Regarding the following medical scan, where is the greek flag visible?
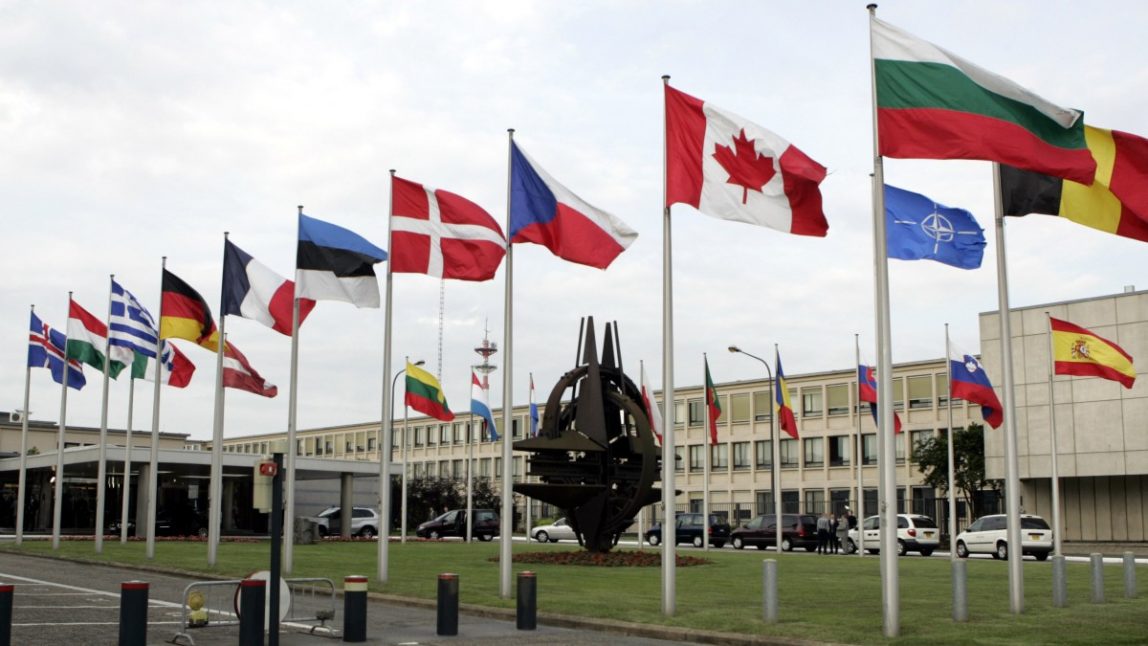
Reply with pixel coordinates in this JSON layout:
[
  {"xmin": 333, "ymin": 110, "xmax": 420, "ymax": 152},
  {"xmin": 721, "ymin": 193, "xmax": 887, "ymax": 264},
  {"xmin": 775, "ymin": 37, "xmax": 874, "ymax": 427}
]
[{"xmin": 110, "ymin": 279, "xmax": 162, "ymax": 380}]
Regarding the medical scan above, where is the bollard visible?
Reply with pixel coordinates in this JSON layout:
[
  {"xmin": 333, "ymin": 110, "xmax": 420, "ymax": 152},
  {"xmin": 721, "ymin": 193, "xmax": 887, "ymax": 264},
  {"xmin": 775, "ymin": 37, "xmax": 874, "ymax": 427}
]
[
  {"xmin": 118, "ymin": 581, "xmax": 149, "ymax": 646},
  {"xmin": 951, "ymin": 559, "xmax": 968, "ymax": 622},
  {"xmin": 1052, "ymin": 555, "xmax": 1067, "ymax": 607},
  {"xmin": 516, "ymin": 571, "xmax": 537, "ymax": 630},
  {"xmin": 437, "ymin": 573, "xmax": 459, "ymax": 636},
  {"xmin": 1124, "ymin": 552, "xmax": 1137, "ymax": 599},
  {"xmin": 0, "ymin": 584, "xmax": 12, "ymax": 646},
  {"xmin": 238, "ymin": 579, "xmax": 266, "ymax": 646},
  {"xmin": 1090, "ymin": 553, "xmax": 1105, "ymax": 604},
  {"xmin": 343, "ymin": 575, "xmax": 368, "ymax": 642},
  {"xmin": 761, "ymin": 560, "xmax": 778, "ymax": 624}
]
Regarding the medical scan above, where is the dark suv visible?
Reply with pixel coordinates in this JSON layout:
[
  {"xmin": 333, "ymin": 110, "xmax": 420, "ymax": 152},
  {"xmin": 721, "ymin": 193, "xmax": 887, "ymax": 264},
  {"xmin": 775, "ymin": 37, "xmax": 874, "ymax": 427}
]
[
  {"xmin": 730, "ymin": 513, "xmax": 819, "ymax": 551},
  {"xmin": 416, "ymin": 509, "xmax": 499, "ymax": 541},
  {"xmin": 644, "ymin": 513, "xmax": 731, "ymax": 548}
]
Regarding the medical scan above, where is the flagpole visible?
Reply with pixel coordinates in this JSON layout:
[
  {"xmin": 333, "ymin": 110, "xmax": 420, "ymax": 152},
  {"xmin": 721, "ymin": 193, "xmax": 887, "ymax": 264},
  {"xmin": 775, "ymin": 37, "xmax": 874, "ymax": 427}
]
[
  {"xmin": 286, "ymin": 212, "xmax": 305, "ymax": 574},
  {"xmin": 854, "ymin": 334, "xmax": 865, "ymax": 556},
  {"xmin": 400, "ymin": 359, "xmax": 410, "ymax": 544},
  {"xmin": 772, "ymin": 345, "xmax": 782, "ymax": 553},
  {"xmin": 94, "ymin": 274, "xmax": 116, "ymax": 553},
  {"xmin": 993, "ymin": 162, "xmax": 1024, "ymax": 613},
  {"xmin": 15, "ymin": 305, "xmax": 34, "ymax": 547},
  {"xmin": 207, "ymin": 235, "xmax": 229, "ymax": 566},
  {"xmin": 945, "ymin": 324, "xmax": 957, "ymax": 561},
  {"xmin": 467, "ymin": 403, "xmax": 474, "ymax": 542},
  {"xmin": 524, "ymin": 372, "xmax": 533, "ymax": 541},
  {"xmin": 147, "ymin": 258, "xmax": 166, "ymax": 559},
  {"xmin": 1044, "ymin": 312, "xmax": 1062, "ymax": 557},
  {"xmin": 379, "ymin": 176, "xmax": 397, "ymax": 583},
  {"xmin": 500, "ymin": 129, "xmax": 515, "ymax": 599},
  {"xmin": 703, "ymin": 354, "xmax": 710, "ymax": 551},
  {"xmin": 120, "ymin": 374, "xmax": 135, "ymax": 544},
  {"xmin": 660, "ymin": 74, "xmax": 678, "ymax": 617},
  {"xmin": 52, "ymin": 292, "xmax": 72, "ymax": 551},
  {"xmin": 867, "ymin": 4, "xmax": 899, "ymax": 636}
]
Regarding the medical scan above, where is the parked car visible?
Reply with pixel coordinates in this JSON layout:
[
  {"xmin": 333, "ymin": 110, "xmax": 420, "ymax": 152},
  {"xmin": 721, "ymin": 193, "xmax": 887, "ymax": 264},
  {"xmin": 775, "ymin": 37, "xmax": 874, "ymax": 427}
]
[
  {"xmin": 531, "ymin": 517, "xmax": 578, "ymax": 543},
  {"xmin": 416, "ymin": 508, "xmax": 499, "ymax": 541},
  {"xmin": 644, "ymin": 513, "xmax": 731, "ymax": 548},
  {"xmin": 312, "ymin": 506, "xmax": 380, "ymax": 538},
  {"xmin": 730, "ymin": 513, "xmax": 819, "ymax": 552},
  {"xmin": 846, "ymin": 514, "xmax": 940, "ymax": 556},
  {"xmin": 107, "ymin": 505, "xmax": 208, "ymax": 538},
  {"xmin": 954, "ymin": 513, "xmax": 1053, "ymax": 561}
]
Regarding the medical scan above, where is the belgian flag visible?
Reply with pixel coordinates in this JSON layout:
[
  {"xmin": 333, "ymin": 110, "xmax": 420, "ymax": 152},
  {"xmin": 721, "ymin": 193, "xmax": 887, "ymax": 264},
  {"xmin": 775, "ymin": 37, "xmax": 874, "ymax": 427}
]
[
  {"xmin": 160, "ymin": 269, "xmax": 220, "ymax": 352},
  {"xmin": 1002, "ymin": 126, "xmax": 1148, "ymax": 243}
]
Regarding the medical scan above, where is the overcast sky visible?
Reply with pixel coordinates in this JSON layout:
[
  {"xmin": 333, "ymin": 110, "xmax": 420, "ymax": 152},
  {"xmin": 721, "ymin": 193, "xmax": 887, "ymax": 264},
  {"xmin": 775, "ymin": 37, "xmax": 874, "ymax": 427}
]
[{"xmin": 3, "ymin": 1, "xmax": 1146, "ymax": 441}]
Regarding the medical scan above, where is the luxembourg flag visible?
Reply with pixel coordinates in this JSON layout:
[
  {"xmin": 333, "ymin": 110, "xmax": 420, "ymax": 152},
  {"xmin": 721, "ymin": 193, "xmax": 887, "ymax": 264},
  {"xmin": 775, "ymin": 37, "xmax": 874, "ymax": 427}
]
[
  {"xmin": 509, "ymin": 141, "xmax": 638, "ymax": 269},
  {"xmin": 528, "ymin": 373, "xmax": 540, "ymax": 437},
  {"xmin": 947, "ymin": 341, "xmax": 1003, "ymax": 429},
  {"xmin": 470, "ymin": 371, "xmax": 498, "ymax": 440}
]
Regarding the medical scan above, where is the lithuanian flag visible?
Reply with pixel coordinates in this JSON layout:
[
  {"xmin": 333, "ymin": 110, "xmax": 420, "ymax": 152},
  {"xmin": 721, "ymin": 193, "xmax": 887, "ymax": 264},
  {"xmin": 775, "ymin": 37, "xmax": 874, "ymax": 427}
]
[
  {"xmin": 1050, "ymin": 317, "xmax": 1136, "ymax": 388},
  {"xmin": 160, "ymin": 269, "xmax": 221, "ymax": 352},
  {"xmin": 405, "ymin": 361, "xmax": 454, "ymax": 421}
]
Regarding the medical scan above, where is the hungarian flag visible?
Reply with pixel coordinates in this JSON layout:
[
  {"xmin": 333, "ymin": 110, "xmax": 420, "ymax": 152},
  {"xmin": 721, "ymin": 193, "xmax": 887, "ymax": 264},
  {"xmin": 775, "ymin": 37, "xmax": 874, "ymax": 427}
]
[
  {"xmin": 704, "ymin": 357, "xmax": 721, "ymax": 445},
  {"xmin": 67, "ymin": 298, "xmax": 133, "ymax": 378},
  {"xmin": 405, "ymin": 361, "xmax": 454, "ymax": 421},
  {"xmin": 161, "ymin": 269, "xmax": 220, "ymax": 352},
  {"xmin": 872, "ymin": 17, "xmax": 1095, "ymax": 184},
  {"xmin": 665, "ymin": 83, "xmax": 828, "ymax": 236},
  {"xmin": 391, "ymin": 175, "xmax": 506, "ymax": 281},
  {"xmin": 774, "ymin": 352, "xmax": 798, "ymax": 439},
  {"xmin": 1050, "ymin": 318, "xmax": 1136, "ymax": 388}
]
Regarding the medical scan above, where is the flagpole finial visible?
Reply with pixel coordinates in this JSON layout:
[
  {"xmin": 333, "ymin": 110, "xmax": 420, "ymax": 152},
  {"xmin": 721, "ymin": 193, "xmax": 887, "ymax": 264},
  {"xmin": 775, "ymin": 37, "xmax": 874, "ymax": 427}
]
[
  {"xmin": 867, "ymin": 3, "xmax": 878, "ymax": 10},
  {"xmin": 389, "ymin": 169, "xmax": 395, "ymax": 176},
  {"xmin": 297, "ymin": 205, "xmax": 303, "ymax": 215},
  {"xmin": 662, "ymin": 74, "xmax": 670, "ymax": 82}
]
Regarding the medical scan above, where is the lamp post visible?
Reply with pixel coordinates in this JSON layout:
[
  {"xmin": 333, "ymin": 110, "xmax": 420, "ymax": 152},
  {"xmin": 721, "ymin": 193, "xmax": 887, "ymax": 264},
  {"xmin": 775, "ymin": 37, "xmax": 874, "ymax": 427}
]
[
  {"xmin": 728, "ymin": 345, "xmax": 782, "ymax": 553},
  {"xmin": 392, "ymin": 358, "xmax": 425, "ymax": 543}
]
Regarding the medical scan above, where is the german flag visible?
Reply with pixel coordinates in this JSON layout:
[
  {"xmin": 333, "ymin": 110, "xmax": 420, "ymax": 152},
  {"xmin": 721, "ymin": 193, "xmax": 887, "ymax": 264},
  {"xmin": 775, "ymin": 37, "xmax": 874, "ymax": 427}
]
[
  {"xmin": 1002, "ymin": 126, "xmax": 1148, "ymax": 243},
  {"xmin": 1050, "ymin": 317, "xmax": 1136, "ymax": 388},
  {"xmin": 160, "ymin": 269, "xmax": 220, "ymax": 352}
]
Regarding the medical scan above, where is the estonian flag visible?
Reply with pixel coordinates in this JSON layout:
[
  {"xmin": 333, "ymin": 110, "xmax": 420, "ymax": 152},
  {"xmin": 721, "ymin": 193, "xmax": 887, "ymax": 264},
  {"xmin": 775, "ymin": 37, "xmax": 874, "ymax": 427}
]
[{"xmin": 296, "ymin": 214, "xmax": 388, "ymax": 308}]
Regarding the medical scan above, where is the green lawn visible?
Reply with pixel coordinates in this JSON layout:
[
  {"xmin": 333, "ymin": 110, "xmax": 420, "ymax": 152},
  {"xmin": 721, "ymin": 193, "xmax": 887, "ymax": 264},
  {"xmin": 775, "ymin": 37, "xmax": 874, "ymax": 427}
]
[{"xmin": 7, "ymin": 540, "xmax": 1147, "ymax": 645}]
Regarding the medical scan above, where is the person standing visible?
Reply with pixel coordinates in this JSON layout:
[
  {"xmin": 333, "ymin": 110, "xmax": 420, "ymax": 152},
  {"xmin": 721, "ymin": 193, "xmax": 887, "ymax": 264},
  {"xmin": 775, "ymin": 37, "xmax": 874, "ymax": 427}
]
[
  {"xmin": 816, "ymin": 512, "xmax": 830, "ymax": 555},
  {"xmin": 838, "ymin": 506, "xmax": 854, "ymax": 554}
]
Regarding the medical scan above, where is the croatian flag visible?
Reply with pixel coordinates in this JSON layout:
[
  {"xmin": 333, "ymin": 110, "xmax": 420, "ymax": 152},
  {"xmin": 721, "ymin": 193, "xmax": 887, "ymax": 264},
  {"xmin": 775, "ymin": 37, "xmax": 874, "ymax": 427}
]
[
  {"xmin": 470, "ymin": 371, "xmax": 498, "ymax": 441},
  {"xmin": 508, "ymin": 141, "xmax": 637, "ymax": 269},
  {"xmin": 947, "ymin": 341, "xmax": 1003, "ymax": 429},
  {"xmin": 528, "ymin": 373, "xmax": 540, "ymax": 437},
  {"xmin": 223, "ymin": 239, "xmax": 316, "ymax": 335},
  {"xmin": 857, "ymin": 364, "xmax": 903, "ymax": 434}
]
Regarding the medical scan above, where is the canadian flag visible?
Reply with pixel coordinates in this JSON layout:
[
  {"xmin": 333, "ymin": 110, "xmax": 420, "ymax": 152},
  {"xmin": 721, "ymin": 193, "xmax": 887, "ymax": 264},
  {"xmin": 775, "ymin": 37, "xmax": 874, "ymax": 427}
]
[
  {"xmin": 665, "ymin": 83, "xmax": 828, "ymax": 237},
  {"xmin": 390, "ymin": 175, "xmax": 507, "ymax": 281}
]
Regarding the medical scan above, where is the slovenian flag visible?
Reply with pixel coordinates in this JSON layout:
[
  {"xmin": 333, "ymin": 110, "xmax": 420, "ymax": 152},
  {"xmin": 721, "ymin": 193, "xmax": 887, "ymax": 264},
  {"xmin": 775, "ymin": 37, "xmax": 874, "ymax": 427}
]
[
  {"xmin": 223, "ymin": 239, "xmax": 316, "ymax": 335},
  {"xmin": 947, "ymin": 341, "xmax": 1003, "ymax": 429},
  {"xmin": 296, "ymin": 213, "xmax": 388, "ymax": 308},
  {"xmin": 470, "ymin": 371, "xmax": 498, "ymax": 441},
  {"xmin": 508, "ymin": 141, "xmax": 637, "ymax": 269}
]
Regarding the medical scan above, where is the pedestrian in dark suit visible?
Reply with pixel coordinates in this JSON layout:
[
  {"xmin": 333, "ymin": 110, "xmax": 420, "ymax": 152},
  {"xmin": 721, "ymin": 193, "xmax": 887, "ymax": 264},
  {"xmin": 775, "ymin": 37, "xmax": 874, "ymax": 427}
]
[{"xmin": 816, "ymin": 512, "xmax": 831, "ymax": 554}]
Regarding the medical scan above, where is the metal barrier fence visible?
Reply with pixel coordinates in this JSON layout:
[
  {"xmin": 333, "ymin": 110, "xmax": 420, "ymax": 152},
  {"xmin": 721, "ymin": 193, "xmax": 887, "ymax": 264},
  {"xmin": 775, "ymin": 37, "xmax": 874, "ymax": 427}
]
[{"xmin": 170, "ymin": 577, "xmax": 337, "ymax": 645}]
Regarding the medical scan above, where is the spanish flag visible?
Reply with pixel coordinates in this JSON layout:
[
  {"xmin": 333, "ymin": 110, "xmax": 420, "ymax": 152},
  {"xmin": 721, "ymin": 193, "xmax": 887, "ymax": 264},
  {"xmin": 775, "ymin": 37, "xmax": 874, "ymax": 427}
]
[
  {"xmin": 1050, "ymin": 317, "xmax": 1136, "ymax": 388},
  {"xmin": 1002, "ymin": 126, "xmax": 1148, "ymax": 243},
  {"xmin": 160, "ymin": 269, "xmax": 221, "ymax": 352}
]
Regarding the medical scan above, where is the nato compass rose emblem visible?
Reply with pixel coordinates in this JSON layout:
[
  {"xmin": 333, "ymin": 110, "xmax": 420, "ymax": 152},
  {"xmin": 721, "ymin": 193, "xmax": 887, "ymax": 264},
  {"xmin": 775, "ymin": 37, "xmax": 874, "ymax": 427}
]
[{"xmin": 892, "ymin": 204, "xmax": 981, "ymax": 253}]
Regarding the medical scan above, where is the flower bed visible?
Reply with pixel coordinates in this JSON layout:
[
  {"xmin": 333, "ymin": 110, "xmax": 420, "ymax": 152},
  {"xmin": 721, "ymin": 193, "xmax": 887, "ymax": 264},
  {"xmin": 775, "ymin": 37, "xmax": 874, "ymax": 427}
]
[{"xmin": 498, "ymin": 550, "xmax": 711, "ymax": 567}]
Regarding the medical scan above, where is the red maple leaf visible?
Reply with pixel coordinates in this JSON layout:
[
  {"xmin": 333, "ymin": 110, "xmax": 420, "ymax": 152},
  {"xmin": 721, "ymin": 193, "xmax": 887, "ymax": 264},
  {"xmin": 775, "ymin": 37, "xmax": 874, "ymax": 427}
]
[{"xmin": 712, "ymin": 129, "xmax": 776, "ymax": 204}]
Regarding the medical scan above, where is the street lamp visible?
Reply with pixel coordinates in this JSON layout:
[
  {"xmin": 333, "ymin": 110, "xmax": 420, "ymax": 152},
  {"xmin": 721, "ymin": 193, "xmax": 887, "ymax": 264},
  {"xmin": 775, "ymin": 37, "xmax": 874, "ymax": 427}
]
[
  {"xmin": 392, "ymin": 358, "xmax": 425, "ymax": 543},
  {"xmin": 728, "ymin": 345, "xmax": 783, "ymax": 554}
]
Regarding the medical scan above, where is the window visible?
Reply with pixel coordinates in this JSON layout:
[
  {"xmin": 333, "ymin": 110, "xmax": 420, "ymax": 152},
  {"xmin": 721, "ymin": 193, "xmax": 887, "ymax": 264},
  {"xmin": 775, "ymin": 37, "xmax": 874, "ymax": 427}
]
[
  {"xmin": 804, "ymin": 489, "xmax": 825, "ymax": 514},
  {"xmin": 426, "ymin": 426, "xmax": 435, "ymax": 446},
  {"xmin": 687, "ymin": 399, "xmax": 705, "ymax": 427},
  {"xmin": 755, "ymin": 490, "xmax": 775, "ymax": 514},
  {"xmin": 755, "ymin": 440, "xmax": 772, "ymax": 468},
  {"xmin": 779, "ymin": 439, "xmax": 799, "ymax": 468},
  {"xmin": 674, "ymin": 400, "xmax": 686, "ymax": 426},
  {"xmin": 910, "ymin": 430, "xmax": 932, "ymax": 461},
  {"xmin": 674, "ymin": 446, "xmax": 685, "ymax": 472},
  {"xmin": 826, "ymin": 384, "xmax": 849, "ymax": 416},
  {"xmin": 863, "ymin": 488, "xmax": 878, "ymax": 514},
  {"xmin": 937, "ymin": 373, "xmax": 950, "ymax": 405},
  {"xmin": 426, "ymin": 462, "xmax": 437, "ymax": 477},
  {"xmin": 479, "ymin": 458, "xmax": 491, "ymax": 478},
  {"xmin": 732, "ymin": 442, "xmax": 751, "ymax": 470},
  {"xmin": 907, "ymin": 375, "xmax": 932, "ymax": 409},
  {"xmin": 512, "ymin": 418, "xmax": 521, "ymax": 439},
  {"xmin": 829, "ymin": 435, "xmax": 850, "ymax": 467},
  {"xmin": 452, "ymin": 459, "xmax": 464, "ymax": 478},
  {"xmin": 345, "ymin": 440, "xmax": 353, "ymax": 452},
  {"xmin": 729, "ymin": 393, "xmax": 751, "ymax": 423},
  {"xmin": 495, "ymin": 458, "xmax": 502, "ymax": 477},
  {"xmin": 803, "ymin": 437, "xmax": 823, "ymax": 467},
  {"xmin": 830, "ymin": 488, "xmax": 852, "ymax": 514},
  {"xmin": 711, "ymin": 443, "xmax": 729, "ymax": 470},
  {"xmin": 896, "ymin": 434, "xmax": 906, "ymax": 464},
  {"xmin": 439, "ymin": 425, "xmax": 450, "ymax": 444},
  {"xmin": 454, "ymin": 423, "xmax": 465, "ymax": 444},
  {"xmin": 324, "ymin": 439, "xmax": 332, "ymax": 454},
  {"xmin": 688, "ymin": 445, "xmax": 704, "ymax": 471},
  {"xmin": 862, "ymin": 433, "xmax": 877, "ymax": 465},
  {"xmin": 892, "ymin": 377, "xmax": 904, "ymax": 410},
  {"xmin": 782, "ymin": 490, "xmax": 800, "ymax": 514},
  {"xmin": 753, "ymin": 391, "xmax": 772, "ymax": 421},
  {"xmin": 367, "ymin": 437, "xmax": 376, "ymax": 452},
  {"xmin": 439, "ymin": 460, "xmax": 450, "ymax": 476},
  {"xmin": 314, "ymin": 437, "xmax": 322, "ymax": 455},
  {"xmin": 801, "ymin": 388, "xmax": 823, "ymax": 417}
]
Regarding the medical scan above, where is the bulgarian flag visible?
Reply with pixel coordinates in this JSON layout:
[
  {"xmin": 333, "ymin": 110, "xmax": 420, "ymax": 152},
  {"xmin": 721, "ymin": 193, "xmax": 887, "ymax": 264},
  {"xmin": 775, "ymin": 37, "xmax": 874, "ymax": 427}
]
[
  {"xmin": 67, "ymin": 297, "xmax": 133, "ymax": 379},
  {"xmin": 405, "ymin": 361, "xmax": 454, "ymax": 421},
  {"xmin": 872, "ymin": 17, "xmax": 1096, "ymax": 185}
]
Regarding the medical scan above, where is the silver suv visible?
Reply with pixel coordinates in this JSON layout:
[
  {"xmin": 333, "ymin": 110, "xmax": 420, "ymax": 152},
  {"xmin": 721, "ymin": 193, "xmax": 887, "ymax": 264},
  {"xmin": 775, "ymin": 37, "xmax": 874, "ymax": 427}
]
[{"xmin": 313, "ymin": 506, "xmax": 380, "ymax": 538}]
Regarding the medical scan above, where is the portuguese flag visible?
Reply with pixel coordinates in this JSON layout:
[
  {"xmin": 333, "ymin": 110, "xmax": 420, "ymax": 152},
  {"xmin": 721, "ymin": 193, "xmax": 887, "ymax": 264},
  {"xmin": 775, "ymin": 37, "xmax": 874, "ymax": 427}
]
[
  {"xmin": 704, "ymin": 357, "xmax": 721, "ymax": 445},
  {"xmin": 405, "ymin": 361, "xmax": 454, "ymax": 421},
  {"xmin": 872, "ymin": 17, "xmax": 1096, "ymax": 185}
]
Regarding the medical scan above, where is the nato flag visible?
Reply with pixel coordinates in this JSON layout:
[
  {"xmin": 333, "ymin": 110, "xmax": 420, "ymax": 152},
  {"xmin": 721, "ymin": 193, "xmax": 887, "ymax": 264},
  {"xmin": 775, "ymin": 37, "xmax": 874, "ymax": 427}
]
[{"xmin": 884, "ymin": 184, "xmax": 986, "ymax": 269}]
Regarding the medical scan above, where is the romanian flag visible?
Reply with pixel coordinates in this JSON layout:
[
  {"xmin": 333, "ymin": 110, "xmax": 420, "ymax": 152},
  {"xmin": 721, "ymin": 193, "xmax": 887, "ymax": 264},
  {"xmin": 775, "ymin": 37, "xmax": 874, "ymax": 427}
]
[
  {"xmin": 1050, "ymin": 317, "xmax": 1136, "ymax": 388},
  {"xmin": 160, "ymin": 269, "xmax": 221, "ymax": 352},
  {"xmin": 1002, "ymin": 126, "xmax": 1148, "ymax": 243},
  {"xmin": 405, "ymin": 361, "xmax": 454, "ymax": 421},
  {"xmin": 775, "ymin": 352, "xmax": 798, "ymax": 439},
  {"xmin": 704, "ymin": 357, "xmax": 721, "ymax": 445}
]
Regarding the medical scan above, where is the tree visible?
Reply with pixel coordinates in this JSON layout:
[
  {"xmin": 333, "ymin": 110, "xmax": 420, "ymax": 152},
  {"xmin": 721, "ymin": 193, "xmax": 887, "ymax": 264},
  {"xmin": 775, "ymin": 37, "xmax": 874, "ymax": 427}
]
[{"xmin": 912, "ymin": 423, "xmax": 1000, "ymax": 519}]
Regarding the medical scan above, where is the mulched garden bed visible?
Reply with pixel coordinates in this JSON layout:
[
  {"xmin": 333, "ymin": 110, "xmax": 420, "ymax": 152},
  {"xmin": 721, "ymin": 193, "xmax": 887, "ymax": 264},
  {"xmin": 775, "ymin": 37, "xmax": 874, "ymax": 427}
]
[{"xmin": 496, "ymin": 550, "xmax": 712, "ymax": 567}]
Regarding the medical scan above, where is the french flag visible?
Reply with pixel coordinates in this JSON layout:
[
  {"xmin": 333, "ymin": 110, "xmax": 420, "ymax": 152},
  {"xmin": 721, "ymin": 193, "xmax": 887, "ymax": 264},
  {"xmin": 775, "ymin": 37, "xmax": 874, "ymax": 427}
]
[
  {"xmin": 508, "ymin": 141, "xmax": 637, "ymax": 269},
  {"xmin": 947, "ymin": 341, "xmax": 1003, "ymax": 429},
  {"xmin": 470, "ymin": 371, "xmax": 498, "ymax": 440},
  {"xmin": 222, "ymin": 239, "xmax": 316, "ymax": 335}
]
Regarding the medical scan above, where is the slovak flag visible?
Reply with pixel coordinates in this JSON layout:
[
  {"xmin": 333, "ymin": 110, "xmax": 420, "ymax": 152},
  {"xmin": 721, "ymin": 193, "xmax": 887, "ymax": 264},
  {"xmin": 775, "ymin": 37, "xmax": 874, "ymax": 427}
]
[
  {"xmin": 509, "ymin": 141, "xmax": 638, "ymax": 269},
  {"xmin": 528, "ymin": 373, "xmax": 540, "ymax": 437},
  {"xmin": 858, "ymin": 364, "xmax": 903, "ymax": 434},
  {"xmin": 222, "ymin": 239, "xmax": 316, "ymax": 335},
  {"xmin": 470, "ymin": 371, "xmax": 498, "ymax": 441},
  {"xmin": 640, "ymin": 362, "xmax": 664, "ymax": 445},
  {"xmin": 947, "ymin": 341, "xmax": 1004, "ymax": 429}
]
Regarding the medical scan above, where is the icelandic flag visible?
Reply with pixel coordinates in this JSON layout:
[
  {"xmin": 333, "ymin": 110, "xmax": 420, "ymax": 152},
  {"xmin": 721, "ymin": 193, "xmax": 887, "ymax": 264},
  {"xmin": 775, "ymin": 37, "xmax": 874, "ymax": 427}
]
[
  {"xmin": 470, "ymin": 371, "xmax": 498, "ymax": 441},
  {"xmin": 947, "ymin": 341, "xmax": 1004, "ymax": 429},
  {"xmin": 223, "ymin": 239, "xmax": 316, "ymax": 335},
  {"xmin": 296, "ymin": 214, "xmax": 388, "ymax": 308},
  {"xmin": 28, "ymin": 311, "xmax": 85, "ymax": 390},
  {"xmin": 528, "ymin": 373, "xmax": 540, "ymax": 437},
  {"xmin": 508, "ymin": 141, "xmax": 637, "ymax": 269},
  {"xmin": 857, "ymin": 364, "xmax": 903, "ymax": 434},
  {"xmin": 885, "ymin": 184, "xmax": 986, "ymax": 269}
]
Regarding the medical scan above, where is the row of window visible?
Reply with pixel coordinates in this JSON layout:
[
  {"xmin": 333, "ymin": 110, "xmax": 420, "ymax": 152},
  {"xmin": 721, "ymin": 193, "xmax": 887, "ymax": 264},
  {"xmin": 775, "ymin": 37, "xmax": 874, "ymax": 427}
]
[
  {"xmin": 674, "ymin": 429, "xmax": 938, "ymax": 471},
  {"xmin": 409, "ymin": 456, "xmax": 522, "ymax": 480}
]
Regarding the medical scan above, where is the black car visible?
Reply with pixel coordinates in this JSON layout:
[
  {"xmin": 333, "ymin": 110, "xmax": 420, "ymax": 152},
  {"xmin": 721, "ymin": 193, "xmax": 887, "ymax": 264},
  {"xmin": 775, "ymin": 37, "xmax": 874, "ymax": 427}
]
[
  {"xmin": 416, "ymin": 509, "xmax": 499, "ymax": 541},
  {"xmin": 644, "ymin": 513, "xmax": 731, "ymax": 548},
  {"xmin": 107, "ymin": 506, "xmax": 208, "ymax": 538},
  {"xmin": 730, "ymin": 513, "xmax": 819, "ymax": 552}
]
